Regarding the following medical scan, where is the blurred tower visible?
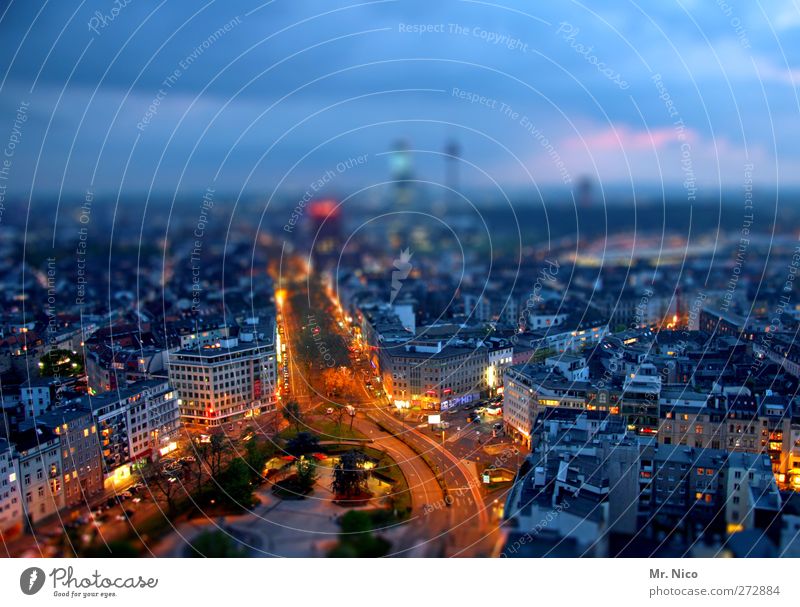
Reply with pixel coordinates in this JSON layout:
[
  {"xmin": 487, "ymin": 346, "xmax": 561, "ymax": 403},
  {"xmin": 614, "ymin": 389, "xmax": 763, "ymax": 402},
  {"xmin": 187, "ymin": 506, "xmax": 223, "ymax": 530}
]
[
  {"xmin": 307, "ymin": 199, "xmax": 342, "ymax": 270},
  {"xmin": 576, "ymin": 175, "xmax": 593, "ymax": 208},
  {"xmin": 440, "ymin": 138, "xmax": 461, "ymax": 214},
  {"xmin": 389, "ymin": 139, "xmax": 414, "ymax": 207}
]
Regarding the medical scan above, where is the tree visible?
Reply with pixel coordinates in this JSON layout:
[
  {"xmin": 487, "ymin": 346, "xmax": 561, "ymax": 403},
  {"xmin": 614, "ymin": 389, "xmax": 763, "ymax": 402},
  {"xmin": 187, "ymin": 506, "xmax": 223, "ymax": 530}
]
[
  {"xmin": 244, "ymin": 437, "xmax": 274, "ymax": 483},
  {"xmin": 38, "ymin": 349, "xmax": 84, "ymax": 377},
  {"xmin": 209, "ymin": 433, "xmax": 230, "ymax": 478},
  {"xmin": 191, "ymin": 440, "xmax": 210, "ymax": 489},
  {"xmin": 322, "ymin": 368, "xmax": 344, "ymax": 396},
  {"xmin": 328, "ymin": 510, "xmax": 391, "ymax": 558},
  {"xmin": 331, "ymin": 450, "xmax": 372, "ymax": 499},
  {"xmin": 138, "ymin": 462, "xmax": 182, "ymax": 518},
  {"xmin": 281, "ymin": 400, "xmax": 303, "ymax": 433},
  {"xmin": 188, "ymin": 530, "xmax": 247, "ymax": 558},
  {"xmin": 294, "ymin": 456, "xmax": 317, "ymax": 492},
  {"xmin": 216, "ymin": 457, "xmax": 254, "ymax": 509},
  {"xmin": 286, "ymin": 431, "xmax": 319, "ymax": 456}
]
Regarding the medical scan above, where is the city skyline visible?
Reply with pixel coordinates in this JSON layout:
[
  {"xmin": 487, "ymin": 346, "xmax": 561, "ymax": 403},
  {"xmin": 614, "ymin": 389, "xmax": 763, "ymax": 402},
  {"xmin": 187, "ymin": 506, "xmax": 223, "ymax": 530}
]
[{"xmin": 4, "ymin": 0, "xmax": 800, "ymax": 582}]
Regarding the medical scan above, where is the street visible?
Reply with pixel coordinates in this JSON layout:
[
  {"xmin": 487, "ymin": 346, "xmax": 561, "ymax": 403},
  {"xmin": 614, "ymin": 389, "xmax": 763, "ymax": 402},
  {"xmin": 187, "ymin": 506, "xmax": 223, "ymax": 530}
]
[{"xmin": 274, "ymin": 257, "xmax": 505, "ymax": 556}]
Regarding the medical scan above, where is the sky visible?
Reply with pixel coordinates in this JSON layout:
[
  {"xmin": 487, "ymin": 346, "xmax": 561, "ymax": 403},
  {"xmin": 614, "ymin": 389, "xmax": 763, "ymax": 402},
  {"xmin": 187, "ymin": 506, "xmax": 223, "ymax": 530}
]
[{"xmin": 1, "ymin": 0, "xmax": 800, "ymax": 199}]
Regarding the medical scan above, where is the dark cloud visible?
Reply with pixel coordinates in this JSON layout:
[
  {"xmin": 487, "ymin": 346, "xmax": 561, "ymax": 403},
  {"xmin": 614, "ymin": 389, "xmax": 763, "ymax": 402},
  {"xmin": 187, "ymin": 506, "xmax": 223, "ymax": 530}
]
[{"xmin": 0, "ymin": 0, "xmax": 798, "ymax": 196}]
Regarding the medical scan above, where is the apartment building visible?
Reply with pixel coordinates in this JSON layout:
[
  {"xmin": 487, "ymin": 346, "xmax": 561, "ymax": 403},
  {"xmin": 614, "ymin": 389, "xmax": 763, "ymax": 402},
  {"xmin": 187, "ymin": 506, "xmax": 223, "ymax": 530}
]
[
  {"xmin": 15, "ymin": 428, "xmax": 63, "ymax": 524},
  {"xmin": 381, "ymin": 340, "xmax": 488, "ymax": 411},
  {"xmin": 169, "ymin": 336, "xmax": 277, "ymax": 426},
  {"xmin": 32, "ymin": 408, "xmax": 103, "ymax": 508},
  {"xmin": 0, "ymin": 438, "xmax": 22, "ymax": 538},
  {"xmin": 82, "ymin": 379, "xmax": 181, "ymax": 489}
]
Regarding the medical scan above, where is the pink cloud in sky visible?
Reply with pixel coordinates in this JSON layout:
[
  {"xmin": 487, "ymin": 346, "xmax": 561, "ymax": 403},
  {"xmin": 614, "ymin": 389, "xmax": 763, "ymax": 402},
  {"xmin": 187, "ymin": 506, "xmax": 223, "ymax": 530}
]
[{"xmin": 566, "ymin": 125, "xmax": 699, "ymax": 151}]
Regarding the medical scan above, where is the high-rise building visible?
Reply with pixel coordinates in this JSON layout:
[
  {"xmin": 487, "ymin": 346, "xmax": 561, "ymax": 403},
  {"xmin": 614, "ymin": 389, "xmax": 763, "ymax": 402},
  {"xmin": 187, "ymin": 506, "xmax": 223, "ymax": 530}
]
[
  {"xmin": 169, "ymin": 335, "xmax": 277, "ymax": 427},
  {"xmin": 388, "ymin": 139, "xmax": 414, "ymax": 207},
  {"xmin": 307, "ymin": 198, "xmax": 342, "ymax": 269},
  {"xmin": 441, "ymin": 139, "xmax": 460, "ymax": 213}
]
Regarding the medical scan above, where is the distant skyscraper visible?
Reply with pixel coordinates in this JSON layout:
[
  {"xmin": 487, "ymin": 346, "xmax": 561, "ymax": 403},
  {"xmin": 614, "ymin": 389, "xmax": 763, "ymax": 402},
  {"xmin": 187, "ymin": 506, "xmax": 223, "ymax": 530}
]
[
  {"xmin": 442, "ymin": 139, "xmax": 461, "ymax": 212},
  {"xmin": 576, "ymin": 175, "xmax": 594, "ymax": 208},
  {"xmin": 307, "ymin": 198, "xmax": 342, "ymax": 268},
  {"xmin": 389, "ymin": 139, "xmax": 414, "ymax": 207}
]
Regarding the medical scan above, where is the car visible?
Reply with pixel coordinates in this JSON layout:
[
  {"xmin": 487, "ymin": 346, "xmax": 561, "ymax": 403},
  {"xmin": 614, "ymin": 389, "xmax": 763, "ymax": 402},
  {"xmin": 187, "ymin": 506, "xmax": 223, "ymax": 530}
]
[
  {"xmin": 326, "ymin": 407, "xmax": 334, "ymax": 414},
  {"xmin": 132, "ymin": 497, "xmax": 143, "ymax": 504},
  {"xmin": 486, "ymin": 406, "xmax": 502, "ymax": 415},
  {"xmin": 493, "ymin": 422, "xmax": 503, "ymax": 430},
  {"xmin": 475, "ymin": 407, "xmax": 487, "ymax": 414}
]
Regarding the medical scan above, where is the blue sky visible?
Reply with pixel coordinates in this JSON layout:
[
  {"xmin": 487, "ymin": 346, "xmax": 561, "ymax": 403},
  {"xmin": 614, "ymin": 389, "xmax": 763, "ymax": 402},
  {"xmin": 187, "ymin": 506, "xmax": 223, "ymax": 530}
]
[{"xmin": 1, "ymin": 0, "xmax": 799, "ymax": 198}]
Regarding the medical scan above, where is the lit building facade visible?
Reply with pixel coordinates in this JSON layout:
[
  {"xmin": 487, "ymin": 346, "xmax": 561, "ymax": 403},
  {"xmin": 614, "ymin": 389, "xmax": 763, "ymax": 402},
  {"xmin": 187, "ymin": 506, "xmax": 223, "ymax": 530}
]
[
  {"xmin": 0, "ymin": 438, "xmax": 22, "ymax": 537},
  {"xmin": 169, "ymin": 337, "xmax": 277, "ymax": 426}
]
